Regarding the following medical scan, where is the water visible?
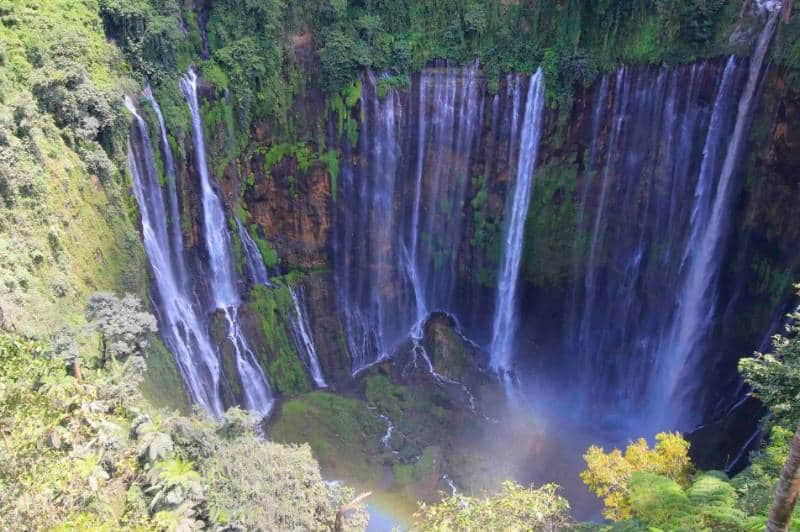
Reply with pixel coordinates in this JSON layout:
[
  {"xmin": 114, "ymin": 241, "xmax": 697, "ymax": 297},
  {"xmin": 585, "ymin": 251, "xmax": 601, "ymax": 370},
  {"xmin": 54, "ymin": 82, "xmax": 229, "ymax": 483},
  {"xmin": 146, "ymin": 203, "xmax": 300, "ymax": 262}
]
[
  {"xmin": 489, "ymin": 69, "xmax": 545, "ymax": 379},
  {"xmin": 643, "ymin": 58, "xmax": 740, "ymax": 427},
  {"xmin": 333, "ymin": 61, "xmax": 484, "ymax": 373},
  {"xmin": 180, "ymin": 68, "xmax": 274, "ymax": 416},
  {"xmin": 289, "ymin": 286, "xmax": 328, "ymax": 388},
  {"xmin": 125, "ymin": 97, "xmax": 224, "ymax": 416},
  {"xmin": 651, "ymin": 11, "xmax": 780, "ymax": 429},
  {"xmin": 236, "ymin": 218, "xmax": 271, "ymax": 286},
  {"xmin": 559, "ymin": 61, "xmax": 746, "ymax": 427},
  {"xmin": 180, "ymin": 69, "xmax": 240, "ymax": 307},
  {"xmin": 379, "ymin": 414, "xmax": 394, "ymax": 449},
  {"xmin": 142, "ymin": 85, "xmax": 187, "ymax": 285},
  {"xmin": 556, "ymin": 11, "xmax": 779, "ymax": 432}
]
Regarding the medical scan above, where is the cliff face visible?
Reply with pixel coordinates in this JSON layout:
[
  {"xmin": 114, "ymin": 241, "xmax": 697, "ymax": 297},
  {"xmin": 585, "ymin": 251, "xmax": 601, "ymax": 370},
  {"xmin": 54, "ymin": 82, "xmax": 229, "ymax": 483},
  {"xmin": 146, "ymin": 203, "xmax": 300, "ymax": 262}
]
[
  {"xmin": 0, "ymin": 1, "xmax": 145, "ymax": 337},
  {"xmin": 185, "ymin": 55, "xmax": 799, "ymax": 401}
]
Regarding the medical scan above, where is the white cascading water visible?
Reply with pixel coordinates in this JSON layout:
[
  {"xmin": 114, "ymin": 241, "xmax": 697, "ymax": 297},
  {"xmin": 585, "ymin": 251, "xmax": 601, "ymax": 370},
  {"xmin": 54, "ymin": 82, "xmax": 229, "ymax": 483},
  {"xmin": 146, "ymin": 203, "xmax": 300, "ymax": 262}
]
[
  {"xmin": 334, "ymin": 61, "xmax": 483, "ymax": 375},
  {"xmin": 577, "ymin": 67, "xmax": 631, "ymax": 362},
  {"xmin": 180, "ymin": 68, "xmax": 274, "ymax": 416},
  {"xmin": 379, "ymin": 414, "xmax": 394, "ymax": 449},
  {"xmin": 489, "ymin": 69, "xmax": 545, "ymax": 379},
  {"xmin": 125, "ymin": 97, "xmax": 224, "ymax": 416},
  {"xmin": 234, "ymin": 204, "xmax": 328, "ymax": 389},
  {"xmin": 236, "ymin": 218, "xmax": 271, "ymax": 286},
  {"xmin": 653, "ymin": 9, "xmax": 781, "ymax": 429},
  {"xmin": 288, "ymin": 286, "xmax": 328, "ymax": 388},
  {"xmin": 142, "ymin": 85, "xmax": 187, "ymax": 285}
]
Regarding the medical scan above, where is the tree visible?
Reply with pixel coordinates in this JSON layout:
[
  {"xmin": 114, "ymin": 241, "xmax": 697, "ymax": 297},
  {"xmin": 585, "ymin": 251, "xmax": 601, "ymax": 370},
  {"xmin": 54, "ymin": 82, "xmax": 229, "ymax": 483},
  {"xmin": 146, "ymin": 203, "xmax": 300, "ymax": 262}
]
[
  {"xmin": 739, "ymin": 295, "xmax": 800, "ymax": 431},
  {"xmin": 85, "ymin": 292, "xmax": 157, "ymax": 365},
  {"xmin": 580, "ymin": 432, "xmax": 692, "ymax": 520},
  {"xmin": 413, "ymin": 481, "xmax": 570, "ymax": 531},
  {"xmin": 741, "ymin": 294, "xmax": 800, "ymax": 531},
  {"xmin": 767, "ymin": 426, "xmax": 800, "ymax": 532},
  {"xmin": 202, "ymin": 431, "xmax": 368, "ymax": 531}
]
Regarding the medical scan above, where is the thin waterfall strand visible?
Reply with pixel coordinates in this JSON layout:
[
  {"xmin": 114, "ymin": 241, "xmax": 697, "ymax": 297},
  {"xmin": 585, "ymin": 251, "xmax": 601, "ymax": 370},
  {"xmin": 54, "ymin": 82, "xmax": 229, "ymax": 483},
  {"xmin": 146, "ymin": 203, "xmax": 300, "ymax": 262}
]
[{"xmin": 489, "ymin": 69, "xmax": 545, "ymax": 375}]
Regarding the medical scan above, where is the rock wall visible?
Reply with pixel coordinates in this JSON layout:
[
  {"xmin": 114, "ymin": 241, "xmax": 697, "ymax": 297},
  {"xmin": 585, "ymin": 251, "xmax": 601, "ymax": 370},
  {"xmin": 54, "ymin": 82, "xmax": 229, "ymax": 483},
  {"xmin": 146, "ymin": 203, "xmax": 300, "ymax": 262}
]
[{"xmin": 179, "ymin": 49, "xmax": 799, "ymax": 431}]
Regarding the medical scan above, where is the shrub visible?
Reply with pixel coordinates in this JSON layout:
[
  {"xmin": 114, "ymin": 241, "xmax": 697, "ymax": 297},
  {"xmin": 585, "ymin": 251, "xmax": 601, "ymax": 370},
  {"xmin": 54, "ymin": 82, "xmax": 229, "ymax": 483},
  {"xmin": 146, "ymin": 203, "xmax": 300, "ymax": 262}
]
[
  {"xmin": 203, "ymin": 436, "xmax": 368, "ymax": 530},
  {"xmin": 414, "ymin": 480, "xmax": 570, "ymax": 531}
]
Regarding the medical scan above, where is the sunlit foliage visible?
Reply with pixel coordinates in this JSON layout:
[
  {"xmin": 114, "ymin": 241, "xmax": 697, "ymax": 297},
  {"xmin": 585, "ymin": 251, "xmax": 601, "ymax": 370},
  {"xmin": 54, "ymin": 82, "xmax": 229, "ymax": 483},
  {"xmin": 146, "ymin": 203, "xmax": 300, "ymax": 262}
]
[
  {"xmin": 414, "ymin": 481, "xmax": 570, "ymax": 531},
  {"xmin": 581, "ymin": 432, "xmax": 692, "ymax": 520}
]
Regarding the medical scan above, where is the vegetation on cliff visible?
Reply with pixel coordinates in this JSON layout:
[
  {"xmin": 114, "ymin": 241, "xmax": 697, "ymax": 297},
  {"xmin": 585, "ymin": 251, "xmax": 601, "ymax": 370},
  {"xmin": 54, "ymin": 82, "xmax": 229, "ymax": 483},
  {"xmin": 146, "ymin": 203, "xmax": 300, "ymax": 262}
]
[
  {"xmin": 248, "ymin": 282, "xmax": 311, "ymax": 396},
  {"xmin": 0, "ymin": 0, "xmax": 143, "ymax": 336},
  {"xmin": 0, "ymin": 298, "xmax": 367, "ymax": 530}
]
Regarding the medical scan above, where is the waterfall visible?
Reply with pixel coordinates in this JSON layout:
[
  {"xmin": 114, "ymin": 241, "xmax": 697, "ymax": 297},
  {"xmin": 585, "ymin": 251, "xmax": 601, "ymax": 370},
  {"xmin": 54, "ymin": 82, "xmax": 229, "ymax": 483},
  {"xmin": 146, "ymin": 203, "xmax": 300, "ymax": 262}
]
[
  {"xmin": 180, "ymin": 69, "xmax": 239, "ymax": 307},
  {"xmin": 489, "ymin": 69, "xmax": 545, "ymax": 376},
  {"xmin": 652, "ymin": 10, "xmax": 780, "ymax": 429},
  {"xmin": 379, "ymin": 414, "xmax": 394, "ymax": 449},
  {"xmin": 142, "ymin": 85, "xmax": 187, "ymax": 285},
  {"xmin": 558, "ymin": 9, "xmax": 779, "ymax": 431},
  {"xmin": 333, "ymin": 61, "xmax": 483, "ymax": 373},
  {"xmin": 180, "ymin": 68, "xmax": 274, "ymax": 416},
  {"xmin": 563, "ymin": 61, "xmax": 745, "ymax": 423},
  {"xmin": 125, "ymin": 97, "xmax": 224, "ymax": 416},
  {"xmin": 236, "ymin": 219, "xmax": 271, "ymax": 286},
  {"xmin": 289, "ymin": 286, "xmax": 328, "ymax": 388}
]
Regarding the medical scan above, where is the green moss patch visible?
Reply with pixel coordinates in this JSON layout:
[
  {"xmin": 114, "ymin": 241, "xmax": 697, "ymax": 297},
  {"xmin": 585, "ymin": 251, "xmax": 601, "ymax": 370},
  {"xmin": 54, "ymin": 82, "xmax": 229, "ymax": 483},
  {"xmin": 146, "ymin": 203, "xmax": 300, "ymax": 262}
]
[
  {"xmin": 270, "ymin": 391, "xmax": 385, "ymax": 484},
  {"xmin": 247, "ymin": 283, "xmax": 310, "ymax": 396},
  {"xmin": 522, "ymin": 159, "xmax": 589, "ymax": 288},
  {"xmin": 140, "ymin": 334, "xmax": 191, "ymax": 414}
]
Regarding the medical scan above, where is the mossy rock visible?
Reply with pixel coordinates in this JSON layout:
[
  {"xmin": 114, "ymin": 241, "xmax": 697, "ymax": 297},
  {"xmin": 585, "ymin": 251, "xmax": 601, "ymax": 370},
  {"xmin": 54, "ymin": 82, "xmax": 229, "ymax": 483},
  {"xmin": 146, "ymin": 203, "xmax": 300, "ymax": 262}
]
[{"xmin": 270, "ymin": 391, "xmax": 385, "ymax": 484}]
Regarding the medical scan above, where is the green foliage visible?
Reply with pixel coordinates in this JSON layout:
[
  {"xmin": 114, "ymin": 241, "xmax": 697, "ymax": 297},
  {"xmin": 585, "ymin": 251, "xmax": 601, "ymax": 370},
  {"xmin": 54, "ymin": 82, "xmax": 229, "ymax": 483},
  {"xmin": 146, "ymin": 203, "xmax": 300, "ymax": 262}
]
[
  {"xmin": 363, "ymin": 372, "xmax": 463, "ymax": 476},
  {"xmin": 320, "ymin": 149, "xmax": 341, "ymax": 199},
  {"xmin": 626, "ymin": 472, "xmax": 696, "ymax": 528},
  {"xmin": 739, "ymin": 293, "xmax": 800, "ymax": 430},
  {"xmin": 0, "ymin": 0, "xmax": 144, "ymax": 335},
  {"xmin": 248, "ymin": 283, "xmax": 310, "ymax": 395},
  {"xmin": 99, "ymin": 0, "xmax": 197, "ymax": 82},
  {"xmin": 365, "ymin": 373, "xmax": 419, "ymax": 424},
  {"xmin": 523, "ymin": 160, "xmax": 587, "ymax": 288},
  {"xmin": 732, "ymin": 425, "xmax": 798, "ymax": 524},
  {"xmin": 577, "ymin": 426, "xmax": 800, "ymax": 531},
  {"xmin": 140, "ymin": 334, "xmax": 191, "ymax": 413},
  {"xmin": 307, "ymin": 0, "xmax": 738, "ymax": 99},
  {"xmin": 205, "ymin": 0, "xmax": 296, "ymax": 133},
  {"xmin": 0, "ymin": 331, "xmax": 152, "ymax": 529},
  {"xmin": 201, "ymin": 95, "xmax": 242, "ymax": 179},
  {"xmin": 85, "ymin": 291, "xmax": 157, "ymax": 364},
  {"xmin": 414, "ymin": 480, "xmax": 571, "ymax": 531},
  {"xmin": 327, "ymin": 79, "xmax": 362, "ymax": 145},
  {"xmin": 262, "ymin": 142, "xmax": 314, "ymax": 174},
  {"xmin": 469, "ymin": 175, "xmax": 501, "ymax": 288},
  {"xmin": 0, "ymin": 326, "xmax": 367, "ymax": 530},
  {"xmin": 203, "ymin": 435, "xmax": 368, "ymax": 531},
  {"xmin": 392, "ymin": 446, "xmax": 438, "ymax": 487},
  {"xmin": 581, "ymin": 432, "xmax": 693, "ymax": 521},
  {"xmin": 376, "ymin": 73, "xmax": 411, "ymax": 98},
  {"xmin": 622, "ymin": 470, "xmax": 762, "ymax": 530},
  {"xmin": 249, "ymin": 224, "xmax": 279, "ymax": 269},
  {"xmin": 259, "ymin": 142, "xmax": 341, "ymax": 199}
]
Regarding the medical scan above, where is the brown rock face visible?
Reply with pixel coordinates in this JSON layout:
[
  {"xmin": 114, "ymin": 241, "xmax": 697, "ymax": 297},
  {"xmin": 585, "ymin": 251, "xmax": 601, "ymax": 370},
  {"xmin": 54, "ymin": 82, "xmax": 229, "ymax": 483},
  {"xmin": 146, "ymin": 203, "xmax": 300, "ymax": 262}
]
[{"xmin": 246, "ymin": 160, "xmax": 331, "ymax": 270}]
